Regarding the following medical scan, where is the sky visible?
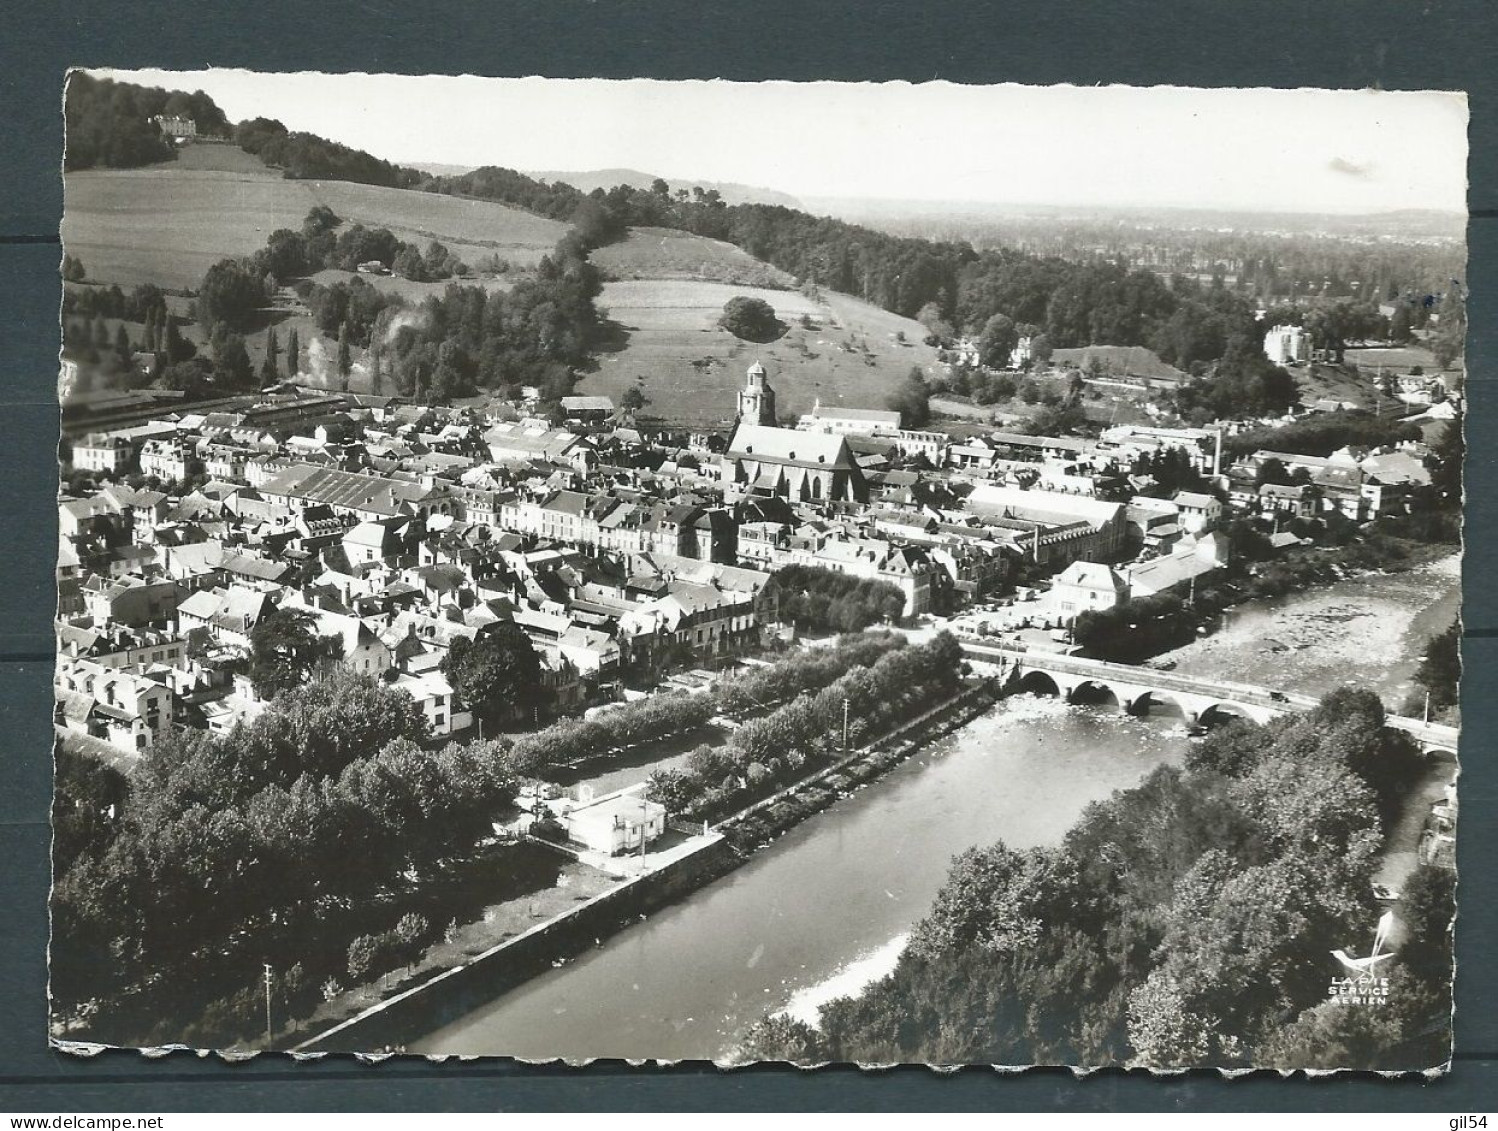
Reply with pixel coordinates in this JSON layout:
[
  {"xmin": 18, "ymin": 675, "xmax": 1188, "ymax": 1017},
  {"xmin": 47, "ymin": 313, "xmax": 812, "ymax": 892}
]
[{"xmin": 102, "ymin": 70, "xmax": 1469, "ymax": 215}]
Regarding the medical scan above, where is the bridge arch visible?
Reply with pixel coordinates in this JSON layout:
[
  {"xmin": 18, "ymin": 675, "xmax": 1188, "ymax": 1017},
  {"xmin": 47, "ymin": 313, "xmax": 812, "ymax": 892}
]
[
  {"xmin": 1014, "ymin": 669, "xmax": 1063, "ymax": 699},
  {"xmin": 1068, "ymin": 680, "xmax": 1124, "ymax": 711},
  {"xmin": 1196, "ymin": 701, "xmax": 1258, "ymax": 729},
  {"xmin": 1127, "ymin": 689, "xmax": 1189, "ymax": 720}
]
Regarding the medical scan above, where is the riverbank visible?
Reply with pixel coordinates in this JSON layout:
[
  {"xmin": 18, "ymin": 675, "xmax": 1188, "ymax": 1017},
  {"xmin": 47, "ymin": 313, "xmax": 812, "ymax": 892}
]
[
  {"xmin": 411, "ymin": 692, "xmax": 1190, "ymax": 1059},
  {"xmin": 289, "ymin": 678, "xmax": 1001, "ymax": 1053},
  {"xmin": 1162, "ymin": 551, "xmax": 1461, "ymax": 710}
]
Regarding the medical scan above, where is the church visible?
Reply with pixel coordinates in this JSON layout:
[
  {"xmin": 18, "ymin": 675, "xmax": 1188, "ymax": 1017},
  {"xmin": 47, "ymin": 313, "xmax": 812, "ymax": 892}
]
[{"xmin": 722, "ymin": 363, "xmax": 866, "ymax": 503}]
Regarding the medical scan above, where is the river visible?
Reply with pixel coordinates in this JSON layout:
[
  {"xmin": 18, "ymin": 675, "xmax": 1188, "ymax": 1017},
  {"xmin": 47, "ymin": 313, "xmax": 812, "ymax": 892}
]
[
  {"xmin": 410, "ymin": 552, "xmax": 1461, "ymax": 1061},
  {"xmin": 412, "ymin": 695, "xmax": 1188, "ymax": 1061},
  {"xmin": 1163, "ymin": 552, "xmax": 1461, "ymax": 710}
]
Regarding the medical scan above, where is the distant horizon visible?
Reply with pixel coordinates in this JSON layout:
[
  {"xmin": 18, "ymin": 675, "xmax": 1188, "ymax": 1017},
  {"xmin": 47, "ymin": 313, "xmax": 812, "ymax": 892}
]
[
  {"xmin": 96, "ymin": 71, "xmax": 1469, "ymax": 217},
  {"xmin": 389, "ymin": 163, "xmax": 1467, "ymax": 222}
]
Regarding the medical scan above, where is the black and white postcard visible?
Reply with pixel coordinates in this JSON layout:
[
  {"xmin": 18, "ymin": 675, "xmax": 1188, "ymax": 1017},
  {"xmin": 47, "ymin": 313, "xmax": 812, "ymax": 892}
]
[{"xmin": 51, "ymin": 72, "xmax": 1465, "ymax": 1072}]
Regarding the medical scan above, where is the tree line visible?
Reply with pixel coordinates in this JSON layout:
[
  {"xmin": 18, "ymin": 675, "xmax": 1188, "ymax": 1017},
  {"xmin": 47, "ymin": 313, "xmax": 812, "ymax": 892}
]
[
  {"xmin": 648, "ymin": 633, "xmax": 967, "ymax": 825},
  {"xmin": 505, "ymin": 630, "xmax": 909, "ymax": 777},
  {"xmin": 50, "ymin": 673, "xmax": 517, "ymax": 1012},
  {"xmin": 235, "ymin": 117, "xmax": 423, "ymax": 188},
  {"xmin": 746, "ymin": 688, "xmax": 1448, "ymax": 1070}
]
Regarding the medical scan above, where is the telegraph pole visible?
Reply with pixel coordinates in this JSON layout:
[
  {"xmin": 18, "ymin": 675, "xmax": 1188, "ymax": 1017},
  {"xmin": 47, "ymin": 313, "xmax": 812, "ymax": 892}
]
[
  {"xmin": 639, "ymin": 789, "xmax": 649, "ymax": 871},
  {"xmin": 263, "ymin": 963, "xmax": 273, "ymax": 1046},
  {"xmin": 842, "ymin": 697, "xmax": 851, "ymax": 755}
]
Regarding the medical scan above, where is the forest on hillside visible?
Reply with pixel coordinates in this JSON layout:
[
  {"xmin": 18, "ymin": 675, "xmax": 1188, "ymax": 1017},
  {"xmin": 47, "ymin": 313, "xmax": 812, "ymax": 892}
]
[
  {"xmin": 742, "ymin": 689, "xmax": 1454, "ymax": 1071},
  {"xmin": 63, "ymin": 73, "xmax": 230, "ymax": 171},
  {"xmin": 65, "ymin": 75, "xmax": 1468, "ymax": 414}
]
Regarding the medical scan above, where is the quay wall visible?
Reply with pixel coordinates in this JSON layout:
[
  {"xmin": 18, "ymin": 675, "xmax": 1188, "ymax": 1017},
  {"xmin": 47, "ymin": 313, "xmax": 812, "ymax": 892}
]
[
  {"xmin": 293, "ymin": 678, "xmax": 1000, "ymax": 1054},
  {"xmin": 293, "ymin": 834, "xmax": 739, "ymax": 1054}
]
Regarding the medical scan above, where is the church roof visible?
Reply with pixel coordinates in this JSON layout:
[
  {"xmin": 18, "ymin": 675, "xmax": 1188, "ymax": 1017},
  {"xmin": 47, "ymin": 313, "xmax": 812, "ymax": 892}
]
[{"xmin": 725, "ymin": 423, "xmax": 855, "ymax": 471}]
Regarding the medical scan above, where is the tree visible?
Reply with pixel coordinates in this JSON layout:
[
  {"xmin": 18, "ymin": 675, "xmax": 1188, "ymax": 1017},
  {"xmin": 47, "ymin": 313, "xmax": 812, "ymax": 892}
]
[
  {"xmin": 1398, "ymin": 865, "xmax": 1456, "ymax": 988},
  {"xmin": 164, "ymin": 319, "xmax": 194, "ymax": 365},
  {"xmin": 441, "ymin": 624, "xmax": 545, "ymax": 724},
  {"xmin": 885, "ymin": 367, "xmax": 931, "ymax": 429},
  {"xmin": 1388, "ymin": 303, "xmax": 1413, "ymax": 343},
  {"xmin": 1411, "ymin": 620, "xmax": 1460, "ymax": 714},
  {"xmin": 645, "ymin": 768, "xmax": 695, "ymax": 814},
  {"xmin": 211, "ymin": 329, "xmax": 254, "ymax": 389},
  {"xmin": 908, "ymin": 843, "xmax": 1050, "ymax": 958},
  {"xmin": 393, "ymin": 245, "xmax": 426, "ymax": 282},
  {"xmin": 61, "ymin": 254, "xmax": 86, "ymax": 283},
  {"xmin": 916, "ymin": 301, "xmax": 956, "ymax": 346},
  {"xmin": 337, "ymin": 321, "xmax": 352, "ymax": 389},
  {"xmin": 347, "ymin": 933, "xmax": 384, "ymax": 982},
  {"xmin": 719, "ymin": 296, "xmax": 783, "ymax": 343},
  {"xmin": 977, "ymin": 313, "xmax": 1018, "ymax": 369},
  {"xmin": 198, "ymin": 259, "xmax": 266, "ymax": 332},
  {"xmin": 1030, "ymin": 332, "xmax": 1054, "ymax": 368},
  {"xmin": 248, "ymin": 607, "xmax": 328, "ymax": 698},
  {"xmin": 621, "ymin": 385, "xmax": 648, "ymax": 414},
  {"xmin": 285, "ymin": 328, "xmax": 300, "ymax": 378},
  {"xmin": 261, "ymin": 326, "xmax": 280, "ymax": 384}
]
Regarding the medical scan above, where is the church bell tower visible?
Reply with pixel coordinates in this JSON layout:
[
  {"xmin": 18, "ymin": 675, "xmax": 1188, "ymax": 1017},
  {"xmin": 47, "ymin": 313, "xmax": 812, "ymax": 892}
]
[{"xmin": 737, "ymin": 361, "xmax": 777, "ymax": 426}]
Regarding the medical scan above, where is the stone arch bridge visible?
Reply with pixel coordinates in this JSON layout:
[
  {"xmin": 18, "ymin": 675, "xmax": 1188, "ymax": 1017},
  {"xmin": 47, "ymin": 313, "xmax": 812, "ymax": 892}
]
[{"xmin": 957, "ymin": 639, "xmax": 1458, "ymax": 756}]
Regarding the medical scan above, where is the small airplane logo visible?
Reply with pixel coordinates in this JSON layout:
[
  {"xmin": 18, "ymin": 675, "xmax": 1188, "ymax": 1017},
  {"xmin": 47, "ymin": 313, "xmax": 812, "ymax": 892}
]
[{"xmin": 1332, "ymin": 910, "xmax": 1396, "ymax": 979}]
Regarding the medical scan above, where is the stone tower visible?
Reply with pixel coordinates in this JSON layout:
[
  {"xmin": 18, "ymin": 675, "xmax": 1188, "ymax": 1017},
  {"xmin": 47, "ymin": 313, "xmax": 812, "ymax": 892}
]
[{"xmin": 737, "ymin": 361, "xmax": 777, "ymax": 426}]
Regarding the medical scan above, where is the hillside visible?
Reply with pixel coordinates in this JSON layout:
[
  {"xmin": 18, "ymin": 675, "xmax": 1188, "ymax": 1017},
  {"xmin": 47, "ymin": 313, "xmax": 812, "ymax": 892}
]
[
  {"xmin": 590, "ymin": 227, "xmax": 797, "ymax": 288},
  {"xmin": 578, "ymin": 279, "xmax": 942, "ymax": 428},
  {"xmin": 525, "ymin": 168, "xmax": 804, "ymax": 209},
  {"xmin": 1050, "ymin": 345, "xmax": 1184, "ymax": 381},
  {"xmin": 62, "ymin": 146, "xmax": 569, "ymax": 291}
]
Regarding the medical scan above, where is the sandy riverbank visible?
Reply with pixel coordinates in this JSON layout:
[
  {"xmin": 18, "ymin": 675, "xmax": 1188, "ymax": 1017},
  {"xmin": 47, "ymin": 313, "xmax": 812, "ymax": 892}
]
[{"xmin": 1162, "ymin": 552, "xmax": 1460, "ymax": 708}]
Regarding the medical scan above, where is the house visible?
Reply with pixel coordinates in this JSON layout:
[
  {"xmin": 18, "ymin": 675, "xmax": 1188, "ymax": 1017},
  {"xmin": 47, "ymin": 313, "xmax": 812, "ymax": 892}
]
[
  {"xmin": 1172, "ymin": 490, "xmax": 1222, "ymax": 535},
  {"xmin": 559, "ymin": 395, "xmax": 615, "ymax": 424},
  {"xmin": 561, "ymin": 786, "xmax": 667, "ymax": 856},
  {"xmin": 1263, "ymin": 324, "xmax": 1307, "ymax": 366},
  {"xmin": 139, "ymin": 438, "xmax": 197, "ymax": 482},
  {"xmin": 343, "ymin": 518, "xmax": 411, "ymax": 568},
  {"xmin": 1050, "ymin": 561, "xmax": 1130, "ymax": 619},
  {"xmin": 482, "ymin": 422, "xmax": 594, "ymax": 472},
  {"xmin": 796, "ymin": 401, "xmax": 902, "ymax": 439},
  {"xmin": 281, "ymin": 599, "xmax": 392, "ymax": 677},
  {"xmin": 151, "ymin": 114, "xmax": 197, "ymax": 140},
  {"xmin": 56, "ymin": 661, "xmax": 175, "ymax": 753},
  {"xmin": 83, "ymin": 576, "xmax": 179, "ymax": 628},
  {"xmin": 176, "ymin": 585, "xmax": 275, "ymax": 646},
  {"xmin": 1257, "ymin": 482, "xmax": 1320, "ymax": 520},
  {"xmin": 72, "ymin": 433, "xmax": 136, "ymax": 474},
  {"xmin": 392, "ymin": 662, "xmax": 467, "ymax": 738},
  {"xmin": 1124, "ymin": 535, "xmax": 1225, "ymax": 599}
]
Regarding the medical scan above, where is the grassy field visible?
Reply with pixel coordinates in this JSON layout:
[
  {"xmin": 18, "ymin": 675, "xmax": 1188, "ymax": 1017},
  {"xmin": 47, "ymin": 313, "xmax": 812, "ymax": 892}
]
[
  {"xmin": 303, "ymin": 181, "xmax": 567, "ymax": 270},
  {"xmin": 1344, "ymin": 344, "xmax": 1451, "ymax": 373},
  {"xmin": 309, "ymin": 268, "xmax": 516, "ymax": 302},
  {"xmin": 591, "ymin": 227, "xmax": 797, "ymax": 288},
  {"xmin": 578, "ymin": 280, "xmax": 942, "ymax": 428},
  {"xmin": 1051, "ymin": 345, "xmax": 1184, "ymax": 381},
  {"xmin": 63, "ymin": 146, "xmax": 568, "ymax": 291}
]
